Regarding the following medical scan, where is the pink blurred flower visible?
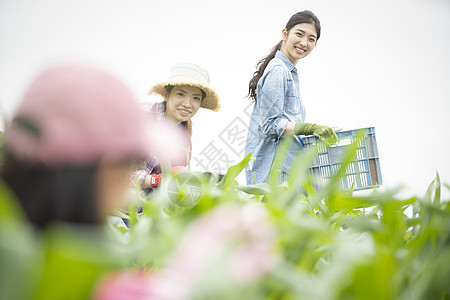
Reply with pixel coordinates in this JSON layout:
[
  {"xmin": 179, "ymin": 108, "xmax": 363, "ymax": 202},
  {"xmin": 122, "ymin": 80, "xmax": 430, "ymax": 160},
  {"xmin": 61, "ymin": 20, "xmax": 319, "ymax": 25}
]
[
  {"xmin": 94, "ymin": 203, "xmax": 277, "ymax": 300},
  {"xmin": 93, "ymin": 270, "xmax": 154, "ymax": 300},
  {"xmin": 153, "ymin": 203, "xmax": 278, "ymax": 297}
]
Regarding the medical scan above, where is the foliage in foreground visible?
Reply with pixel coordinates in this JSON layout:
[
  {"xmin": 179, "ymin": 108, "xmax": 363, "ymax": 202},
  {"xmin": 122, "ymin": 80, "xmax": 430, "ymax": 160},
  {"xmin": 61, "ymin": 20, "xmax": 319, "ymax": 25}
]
[{"xmin": 1, "ymin": 136, "xmax": 449, "ymax": 300}]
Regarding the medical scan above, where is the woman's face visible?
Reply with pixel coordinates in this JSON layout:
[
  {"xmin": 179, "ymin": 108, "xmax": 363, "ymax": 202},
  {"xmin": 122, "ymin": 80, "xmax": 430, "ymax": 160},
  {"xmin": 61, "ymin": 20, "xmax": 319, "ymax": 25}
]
[
  {"xmin": 165, "ymin": 85, "xmax": 203, "ymax": 123},
  {"xmin": 281, "ymin": 23, "xmax": 317, "ymax": 65}
]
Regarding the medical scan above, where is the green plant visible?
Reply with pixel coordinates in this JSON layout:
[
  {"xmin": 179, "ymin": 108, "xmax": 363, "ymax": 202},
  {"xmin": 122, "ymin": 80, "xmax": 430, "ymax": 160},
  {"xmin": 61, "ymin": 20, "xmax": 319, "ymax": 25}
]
[{"xmin": 1, "ymin": 136, "xmax": 449, "ymax": 300}]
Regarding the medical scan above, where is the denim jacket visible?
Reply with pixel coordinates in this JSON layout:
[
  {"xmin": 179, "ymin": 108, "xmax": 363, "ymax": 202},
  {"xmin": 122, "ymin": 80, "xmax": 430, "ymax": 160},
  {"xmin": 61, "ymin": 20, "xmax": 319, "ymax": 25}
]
[{"xmin": 245, "ymin": 51, "xmax": 306, "ymax": 184}]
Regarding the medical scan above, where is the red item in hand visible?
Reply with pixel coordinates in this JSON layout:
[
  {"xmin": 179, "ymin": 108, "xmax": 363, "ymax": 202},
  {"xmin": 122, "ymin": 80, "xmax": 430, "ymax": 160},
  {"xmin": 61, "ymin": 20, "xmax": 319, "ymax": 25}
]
[{"xmin": 149, "ymin": 174, "xmax": 162, "ymax": 188}]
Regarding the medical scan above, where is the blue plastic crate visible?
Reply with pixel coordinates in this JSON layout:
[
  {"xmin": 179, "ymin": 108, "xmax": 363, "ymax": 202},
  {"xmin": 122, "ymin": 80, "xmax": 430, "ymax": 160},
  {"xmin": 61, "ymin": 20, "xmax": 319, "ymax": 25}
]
[{"xmin": 301, "ymin": 127, "xmax": 382, "ymax": 191}]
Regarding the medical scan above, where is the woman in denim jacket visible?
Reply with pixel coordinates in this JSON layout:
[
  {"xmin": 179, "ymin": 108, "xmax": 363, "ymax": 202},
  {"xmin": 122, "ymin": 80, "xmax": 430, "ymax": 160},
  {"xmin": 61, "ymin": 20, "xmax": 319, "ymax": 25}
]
[{"xmin": 245, "ymin": 10, "xmax": 338, "ymax": 185}]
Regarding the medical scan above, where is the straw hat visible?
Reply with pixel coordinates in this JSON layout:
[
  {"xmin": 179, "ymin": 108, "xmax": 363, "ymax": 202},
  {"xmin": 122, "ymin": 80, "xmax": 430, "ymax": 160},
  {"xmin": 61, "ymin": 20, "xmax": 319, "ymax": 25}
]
[{"xmin": 148, "ymin": 63, "xmax": 220, "ymax": 111}]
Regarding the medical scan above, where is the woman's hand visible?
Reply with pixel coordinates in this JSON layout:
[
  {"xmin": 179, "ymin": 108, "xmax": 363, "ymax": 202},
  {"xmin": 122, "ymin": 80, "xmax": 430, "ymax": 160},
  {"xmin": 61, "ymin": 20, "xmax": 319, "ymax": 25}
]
[
  {"xmin": 293, "ymin": 122, "xmax": 338, "ymax": 144},
  {"xmin": 144, "ymin": 166, "xmax": 188, "ymax": 188}
]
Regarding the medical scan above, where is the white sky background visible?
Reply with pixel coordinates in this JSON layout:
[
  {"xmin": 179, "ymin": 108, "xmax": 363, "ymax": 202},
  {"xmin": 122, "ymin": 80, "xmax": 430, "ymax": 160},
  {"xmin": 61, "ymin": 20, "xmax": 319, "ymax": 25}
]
[{"xmin": 1, "ymin": 0, "xmax": 449, "ymax": 198}]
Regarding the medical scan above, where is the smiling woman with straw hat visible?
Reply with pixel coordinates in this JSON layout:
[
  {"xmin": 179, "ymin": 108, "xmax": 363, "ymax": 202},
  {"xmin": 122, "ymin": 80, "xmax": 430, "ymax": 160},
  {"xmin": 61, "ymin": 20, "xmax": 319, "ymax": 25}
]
[{"xmin": 131, "ymin": 63, "xmax": 220, "ymax": 195}]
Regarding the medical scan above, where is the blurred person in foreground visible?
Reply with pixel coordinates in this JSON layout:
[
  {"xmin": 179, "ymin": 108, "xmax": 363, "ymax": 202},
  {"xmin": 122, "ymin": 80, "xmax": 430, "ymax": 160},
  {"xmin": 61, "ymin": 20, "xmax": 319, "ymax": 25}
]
[
  {"xmin": 0, "ymin": 64, "xmax": 150, "ymax": 299},
  {"xmin": 1, "ymin": 64, "xmax": 149, "ymax": 228}
]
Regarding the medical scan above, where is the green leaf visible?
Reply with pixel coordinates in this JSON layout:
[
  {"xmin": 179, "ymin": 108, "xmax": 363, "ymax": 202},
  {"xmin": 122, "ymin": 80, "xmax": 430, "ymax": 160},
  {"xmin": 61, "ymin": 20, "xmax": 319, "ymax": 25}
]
[
  {"xmin": 433, "ymin": 172, "xmax": 441, "ymax": 205},
  {"xmin": 218, "ymin": 153, "xmax": 252, "ymax": 189},
  {"xmin": 0, "ymin": 219, "xmax": 41, "ymax": 300},
  {"xmin": 267, "ymin": 136, "xmax": 293, "ymax": 189},
  {"xmin": 235, "ymin": 183, "xmax": 271, "ymax": 195}
]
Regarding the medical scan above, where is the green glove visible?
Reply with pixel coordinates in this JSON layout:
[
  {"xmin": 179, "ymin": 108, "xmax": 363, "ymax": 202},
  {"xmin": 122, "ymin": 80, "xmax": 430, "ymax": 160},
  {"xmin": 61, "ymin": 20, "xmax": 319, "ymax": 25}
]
[{"xmin": 294, "ymin": 122, "xmax": 338, "ymax": 144}]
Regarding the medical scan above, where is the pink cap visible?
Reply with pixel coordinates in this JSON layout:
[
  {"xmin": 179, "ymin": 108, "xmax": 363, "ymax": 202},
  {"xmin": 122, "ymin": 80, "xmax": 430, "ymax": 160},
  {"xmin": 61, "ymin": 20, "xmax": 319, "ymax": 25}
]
[{"xmin": 6, "ymin": 64, "xmax": 149, "ymax": 165}]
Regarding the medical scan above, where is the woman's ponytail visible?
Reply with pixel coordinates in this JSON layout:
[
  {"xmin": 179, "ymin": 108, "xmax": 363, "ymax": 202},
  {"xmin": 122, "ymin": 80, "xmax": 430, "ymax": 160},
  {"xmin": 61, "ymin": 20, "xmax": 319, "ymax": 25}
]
[{"xmin": 247, "ymin": 40, "xmax": 282, "ymax": 102}]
